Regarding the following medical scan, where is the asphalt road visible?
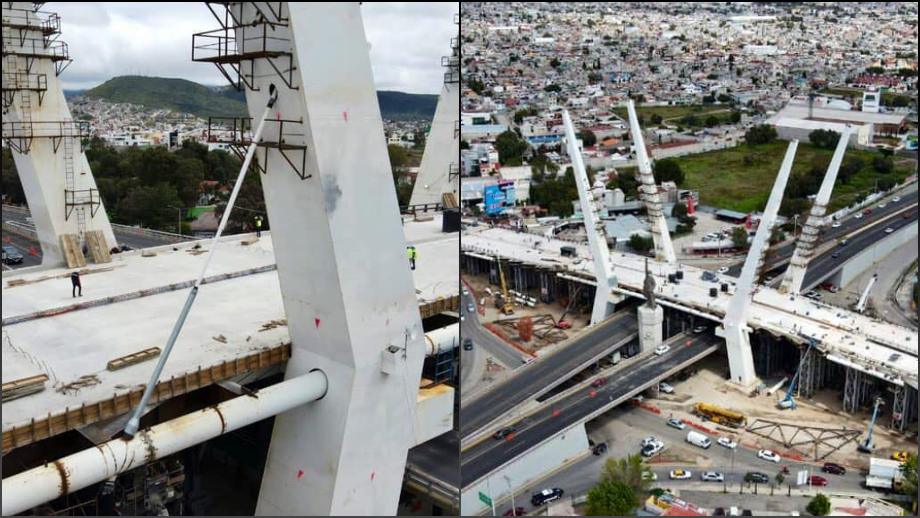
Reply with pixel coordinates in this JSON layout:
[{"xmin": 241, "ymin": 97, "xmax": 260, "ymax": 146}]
[
  {"xmin": 461, "ymin": 287, "xmax": 526, "ymax": 368},
  {"xmin": 459, "ymin": 311, "xmax": 639, "ymax": 439},
  {"xmin": 1, "ymin": 231, "xmax": 42, "ymax": 269},
  {"xmin": 725, "ymin": 188, "xmax": 919, "ymax": 278},
  {"xmin": 407, "ymin": 429, "xmax": 460, "ymax": 488},
  {"xmin": 461, "ymin": 333, "xmax": 721, "ymax": 486}
]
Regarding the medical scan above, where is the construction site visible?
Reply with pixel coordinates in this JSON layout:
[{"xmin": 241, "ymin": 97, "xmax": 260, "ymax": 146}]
[{"xmin": 2, "ymin": 2, "xmax": 460, "ymax": 516}]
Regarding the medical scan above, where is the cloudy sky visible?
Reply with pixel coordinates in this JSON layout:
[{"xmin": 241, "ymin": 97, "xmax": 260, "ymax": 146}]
[{"xmin": 49, "ymin": 2, "xmax": 458, "ymax": 94}]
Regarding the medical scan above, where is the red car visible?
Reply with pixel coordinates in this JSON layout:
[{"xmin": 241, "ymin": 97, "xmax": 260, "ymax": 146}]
[
  {"xmin": 503, "ymin": 507, "xmax": 525, "ymax": 516},
  {"xmin": 863, "ymin": 208, "xmax": 872, "ymax": 215},
  {"xmin": 810, "ymin": 475, "xmax": 828, "ymax": 487},
  {"xmin": 591, "ymin": 378, "xmax": 607, "ymax": 388}
]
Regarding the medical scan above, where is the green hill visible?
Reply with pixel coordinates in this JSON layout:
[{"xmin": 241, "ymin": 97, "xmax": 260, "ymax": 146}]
[{"xmin": 83, "ymin": 76, "xmax": 437, "ymax": 121}]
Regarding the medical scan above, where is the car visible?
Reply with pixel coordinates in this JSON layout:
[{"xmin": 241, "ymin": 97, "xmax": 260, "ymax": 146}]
[
  {"xmin": 590, "ymin": 441, "xmax": 608, "ymax": 456},
  {"xmin": 713, "ymin": 507, "xmax": 726, "ymax": 516},
  {"xmin": 701, "ymin": 471, "xmax": 724, "ymax": 482},
  {"xmin": 854, "ymin": 213, "xmax": 863, "ymax": 219},
  {"xmin": 642, "ymin": 471, "xmax": 658, "ymax": 481},
  {"xmin": 822, "ymin": 462, "xmax": 846, "ymax": 475},
  {"xmin": 863, "ymin": 208, "xmax": 872, "ymax": 215},
  {"xmin": 831, "ymin": 252, "xmax": 840, "ymax": 259},
  {"xmin": 757, "ymin": 449, "xmax": 781, "ymax": 463},
  {"xmin": 744, "ymin": 471, "xmax": 770, "ymax": 484},
  {"xmin": 591, "ymin": 377, "xmax": 606, "ymax": 388},
  {"xmin": 119, "ymin": 244, "xmax": 134, "ymax": 252},
  {"xmin": 467, "ymin": 303, "xmax": 475, "ymax": 313},
  {"xmin": 692, "ymin": 325, "xmax": 707, "ymax": 334},
  {"xmin": 641, "ymin": 441, "xmax": 664, "ymax": 457},
  {"xmin": 878, "ymin": 203, "xmax": 886, "ymax": 208},
  {"xmin": 892, "ymin": 451, "xmax": 909, "ymax": 462},
  {"xmin": 717, "ymin": 437, "xmax": 738, "ymax": 449},
  {"xmin": 831, "ymin": 222, "xmax": 841, "ymax": 228},
  {"xmin": 718, "ymin": 266, "xmax": 730, "ymax": 274},
  {"xmin": 809, "ymin": 475, "xmax": 828, "ymax": 487},
  {"xmin": 666, "ymin": 418, "xmax": 686, "ymax": 430},
  {"xmin": 838, "ymin": 239, "xmax": 848, "ymax": 246},
  {"xmin": 905, "ymin": 213, "xmax": 912, "ymax": 219},
  {"xmin": 463, "ymin": 338, "xmax": 473, "ymax": 351},
  {"xmin": 531, "ymin": 488, "xmax": 564, "ymax": 507},
  {"xmin": 641, "ymin": 436, "xmax": 660, "ymax": 448},
  {"xmin": 654, "ymin": 345, "xmax": 671, "ymax": 356},
  {"xmin": 658, "ymin": 382, "xmax": 674, "ymax": 394},
  {"xmin": 764, "ymin": 275, "xmax": 775, "ymax": 283},
  {"xmin": 492, "ymin": 427, "xmax": 516, "ymax": 440},
  {"xmin": 1, "ymin": 245, "xmax": 24, "ymax": 265},
  {"xmin": 885, "ymin": 227, "xmax": 894, "ymax": 234},
  {"xmin": 462, "ymin": 288, "xmax": 469, "ymax": 296},
  {"xmin": 892, "ymin": 196, "xmax": 901, "ymax": 202},
  {"xmin": 669, "ymin": 469, "xmax": 692, "ymax": 480},
  {"xmin": 503, "ymin": 507, "xmax": 525, "ymax": 517},
  {"xmin": 460, "ymin": 314, "xmax": 465, "ymax": 322}
]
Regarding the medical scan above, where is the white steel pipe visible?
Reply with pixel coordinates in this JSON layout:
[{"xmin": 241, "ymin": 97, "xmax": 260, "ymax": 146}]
[
  {"xmin": 424, "ymin": 323, "xmax": 460, "ymax": 356},
  {"xmin": 2, "ymin": 370, "xmax": 327, "ymax": 516}
]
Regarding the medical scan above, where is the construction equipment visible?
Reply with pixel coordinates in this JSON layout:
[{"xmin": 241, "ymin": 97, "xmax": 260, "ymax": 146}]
[
  {"xmin": 857, "ymin": 397, "xmax": 884, "ymax": 453},
  {"xmin": 778, "ymin": 337, "xmax": 817, "ymax": 410},
  {"xmin": 495, "ymin": 256, "xmax": 514, "ymax": 315},
  {"xmin": 693, "ymin": 402, "xmax": 747, "ymax": 428},
  {"xmin": 555, "ymin": 286, "xmax": 581, "ymax": 329}
]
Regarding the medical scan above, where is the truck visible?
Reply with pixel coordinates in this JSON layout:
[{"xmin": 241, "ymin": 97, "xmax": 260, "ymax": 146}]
[
  {"xmin": 610, "ymin": 350, "xmax": 621, "ymax": 366},
  {"xmin": 686, "ymin": 430, "xmax": 711, "ymax": 449},
  {"xmin": 693, "ymin": 402, "xmax": 747, "ymax": 428},
  {"xmin": 865, "ymin": 457, "xmax": 903, "ymax": 490}
]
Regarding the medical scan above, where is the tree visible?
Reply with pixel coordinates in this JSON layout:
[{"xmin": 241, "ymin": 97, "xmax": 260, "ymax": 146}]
[
  {"xmin": 806, "ymin": 493, "xmax": 831, "ymax": 516},
  {"xmin": 544, "ymin": 84, "xmax": 561, "ymax": 93},
  {"xmin": 550, "ymin": 57, "xmax": 561, "ymax": 68},
  {"xmin": 607, "ymin": 169, "xmax": 639, "ymax": 198},
  {"xmin": 744, "ymin": 124, "xmax": 777, "ymax": 145},
  {"xmin": 704, "ymin": 115, "xmax": 720, "ymax": 127},
  {"xmin": 730, "ymin": 111, "xmax": 742, "ymax": 123},
  {"xmin": 116, "ymin": 183, "xmax": 183, "ymax": 231},
  {"xmin": 579, "ymin": 130, "xmax": 597, "ymax": 147},
  {"xmin": 387, "ymin": 144, "xmax": 410, "ymax": 170},
  {"xmin": 680, "ymin": 114, "xmax": 700, "ymax": 127},
  {"xmin": 467, "ymin": 78, "xmax": 485, "ymax": 95},
  {"xmin": 494, "ymin": 131, "xmax": 528, "ymax": 166},
  {"xmin": 588, "ymin": 72, "xmax": 603, "ymax": 84},
  {"xmin": 628, "ymin": 234, "xmax": 654, "ymax": 254},
  {"xmin": 731, "ymin": 226, "xmax": 749, "ymax": 249},
  {"xmin": 838, "ymin": 156, "xmax": 862, "ymax": 184},
  {"xmin": 808, "ymin": 129, "xmax": 840, "ymax": 149},
  {"xmin": 214, "ymin": 168, "xmax": 268, "ymax": 232},
  {"xmin": 650, "ymin": 113, "xmax": 663, "ymax": 125},
  {"xmin": 514, "ymin": 107, "xmax": 539, "ymax": 125},
  {"xmin": 902, "ymin": 451, "xmax": 919, "ymax": 507},
  {"xmin": 672, "ymin": 201, "xmax": 688, "ymax": 219},
  {"xmin": 872, "ymin": 155, "xmax": 893, "ymax": 174},
  {"xmin": 586, "ymin": 479, "xmax": 636, "ymax": 516},
  {"xmin": 653, "ymin": 158, "xmax": 685, "ymax": 185}
]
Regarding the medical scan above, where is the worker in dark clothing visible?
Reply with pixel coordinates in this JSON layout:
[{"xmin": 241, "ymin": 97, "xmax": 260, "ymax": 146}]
[
  {"xmin": 71, "ymin": 271, "xmax": 82, "ymax": 297},
  {"xmin": 407, "ymin": 245, "xmax": 417, "ymax": 270},
  {"xmin": 254, "ymin": 216, "xmax": 263, "ymax": 238}
]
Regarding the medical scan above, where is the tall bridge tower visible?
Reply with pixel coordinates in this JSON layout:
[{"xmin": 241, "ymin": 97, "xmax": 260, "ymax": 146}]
[{"xmin": 2, "ymin": 2, "xmax": 117, "ymax": 267}]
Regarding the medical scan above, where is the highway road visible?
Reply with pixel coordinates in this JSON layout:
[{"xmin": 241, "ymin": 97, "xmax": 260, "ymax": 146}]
[
  {"xmin": 725, "ymin": 187, "xmax": 918, "ymax": 278},
  {"xmin": 461, "ymin": 286, "xmax": 526, "ymax": 368},
  {"xmin": 460, "ymin": 310, "xmax": 639, "ymax": 439},
  {"xmin": 461, "ymin": 333, "xmax": 721, "ymax": 486},
  {"xmin": 407, "ymin": 429, "xmax": 460, "ymax": 490}
]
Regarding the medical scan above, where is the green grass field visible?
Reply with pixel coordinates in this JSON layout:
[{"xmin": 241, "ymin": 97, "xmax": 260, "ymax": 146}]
[
  {"xmin": 612, "ymin": 104, "xmax": 728, "ymax": 123},
  {"xmin": 672, "ymin": 140, "xmax": 911, "ymax": 213}
]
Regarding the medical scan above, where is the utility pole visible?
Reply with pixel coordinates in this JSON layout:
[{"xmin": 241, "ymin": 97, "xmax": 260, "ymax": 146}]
[{"xmin": 504, "ymin": 475, "xmax": 516, "ymax": 515}]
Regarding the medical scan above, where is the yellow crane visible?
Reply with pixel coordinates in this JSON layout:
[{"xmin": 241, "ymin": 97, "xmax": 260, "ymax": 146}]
[{"xmin": 495, "ymin": 256, "xmax": 515, "ymax": 315}]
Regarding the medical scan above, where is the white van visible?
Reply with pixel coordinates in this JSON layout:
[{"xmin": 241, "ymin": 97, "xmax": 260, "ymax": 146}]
[{"xmin": 686, "ymin": 430, "xmax": 711, "ymax": 449}]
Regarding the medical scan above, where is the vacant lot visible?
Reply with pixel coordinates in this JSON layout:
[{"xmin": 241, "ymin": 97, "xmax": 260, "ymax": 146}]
[
  {"xmin": 612, "ymin": 104, "xmax": 729, "ymax": 123},
  {"xmin": 672, "ymin": 140, "xmax": 911, "ymax": 212}
]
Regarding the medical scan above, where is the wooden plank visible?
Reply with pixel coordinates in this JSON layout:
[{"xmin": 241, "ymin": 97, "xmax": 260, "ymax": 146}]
[
  {"xmin": 1, "ymin": 373, "xmax": 50, "ymax": 402},
  {"xmin": 59, "ymin": 234, "xmax": 87, "ymax": 269},
  {"xmin": 85, "ymin": 230, "xmax": 112, "ymax": 264},
  {"xmin": 107, "ymin": 347, "xmax": 161, "ymax": 371},
  {"xmin": 2, "ymin": 343, "xmax": 292, "ymax": 452}
]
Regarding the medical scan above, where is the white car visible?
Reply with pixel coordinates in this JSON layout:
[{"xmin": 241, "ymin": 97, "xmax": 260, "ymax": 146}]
[
  {"xmin": 642, "ymin": 471, "xmax": 658, "ymax": 481},
  {"xmin": 831, "ymin": 222, "xmax": 841, "ymax": 228},
  {"xmin": 718, "ymin": 266, "xmax": 730, "ymax": 273},
  {"xmin": 892, "ymin": 196, "xmax": 901, "ymax": 202},
  {"xmin": 701, "ymin": 471, "xmax": 724, "ymax": 482},
  {"xmin": 757, "ymin": 449, "xmax": 781, "ymax": 463},
  {"xmin": 854, "ymin": 213, "xmax": 863, "ymax": 219},
  {"xmin": 658, "ymin": 382, "xmax": 675, "ymax": 394},
  {"xmin": 460, "ymin": 314, "xmax": 465, "ymax": 322},
  {"xmin": 462, "ymin": 288, "xmax": 469, "ymax": 296},
  {"xmin": 641, "ymin": 436, "xmax": 659, "ymax": 448},
  {"xmin": 885, "ymin": 227, "xmax": 894, "ymax": 234},
  {"xmin": 654, "ymin": 345, "xmax": 671, "ymax": 356},
  {"xmin": 666, "ymin": 418, "xmax": 686, "ymax": 430},
  {"xmin": 468, "ymin": 303, "xmax": 475, "ymax": 313},
  {"xmin": 718, "ymin": 437, "xmax": 738, "ymax": 449},
  {"xmin": 878, "ymin": 203, "xmax": 886, "ymax": 208},
  {"xmin": 669, "ymin": 469, "xmax": 692, "ymax": 480},
  {"xmin": 641, "ymin": 441, "xmax": 664, "ymax": 457}
]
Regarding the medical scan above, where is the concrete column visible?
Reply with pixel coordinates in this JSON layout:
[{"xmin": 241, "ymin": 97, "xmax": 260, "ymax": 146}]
[{"xmin": 638, "ymin": 303, "xmax": 664, "ymax": 353}]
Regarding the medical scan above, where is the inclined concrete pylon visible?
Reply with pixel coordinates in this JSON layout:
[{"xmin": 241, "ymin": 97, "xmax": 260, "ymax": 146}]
[
  {"xmin": 780, "ymin": 125, "xmax": 853, "ymax": 295},
  {"xmin": 409, "ymin": 14, "xmax": 459, "ymax": 207},
  {"xmin": 718, "ymin": 141, "xmax": 799, "ymax": 386},
  {"xmin": 626, "ymin": 99, "xmax": 676, "ymax": 264},
  {"xmin": 2, "ymin": 2, "xmax": 116, "ymax": 267},
  {"xmin": 193, "ymin": 3, "xmax": 427, "ymax": 514},
  {"xmin": 562, "ymin": 109, "xmax": 621, "ymax": 325}
]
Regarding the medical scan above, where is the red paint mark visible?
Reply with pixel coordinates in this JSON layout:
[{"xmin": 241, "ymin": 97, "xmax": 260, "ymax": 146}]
[
  {"xmin": 371, "ymin": 471, "xmax": 376, "ymax": 481},
  {"xmin": 275, "ymin": 111, "xmax": 281, "ymax": 120},
  {"xmin": 315, "ymin": 317, "xmax": 321, "ymax": 328},
  {"xmin": 28, "ymin": 245, "xmax": 38, "ymax": 256},
  {"xmin": 297, "ymin": 469, "xmax": 304, "ymax": 479},
  {"xmin": 342, "ymin": 111, "xmax": 348, "ymax": 122}
]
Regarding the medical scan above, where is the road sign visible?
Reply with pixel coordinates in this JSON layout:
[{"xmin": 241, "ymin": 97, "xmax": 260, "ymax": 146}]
[{"xmin": 479, "ymin": 491, "xmax": 492, "ymax": 507}]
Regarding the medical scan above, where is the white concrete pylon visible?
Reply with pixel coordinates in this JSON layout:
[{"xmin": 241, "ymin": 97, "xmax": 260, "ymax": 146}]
[
  {"xmin": 409, "ymin": 24, "xmax": 459, "ymax": 207},
  {"xmin": 210, "ymin": 3, "xmax": 428, "ymax": 515},
  {"xmin": 562, "ymin": 110, "xmax": 619, "ymax": 325},
  {"xmin": 856, "ymin": 273, "xmax": 877, "ymax": 313},
  {"xmin": 626, "ymin": 100, "xmax": 676, "ymax": 264},
  {"xmin": 2, "ymin": 2, "xmax": 117, "ymax": 265},
  {"xmin": 780, "ymin": 126, "xmax": 854, "ymax": 295},
  {"xmin": 719, "ymin": 141, "xmax": 799, "ymax": 386}
]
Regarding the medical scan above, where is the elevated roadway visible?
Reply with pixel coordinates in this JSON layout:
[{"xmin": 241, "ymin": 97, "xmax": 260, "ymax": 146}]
[{"xmin": 461, "ymin": 332, "xmax": 721, "ymax": 486}]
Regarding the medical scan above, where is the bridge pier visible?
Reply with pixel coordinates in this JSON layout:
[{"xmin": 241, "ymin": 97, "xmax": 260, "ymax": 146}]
[
  {"xmin": 842, "ymin": 367, "xmax": 874, "ymax": 413},
  {"xmin": 638, "ymin": 303, "xmax": 664, "ymax": 354},
  {"xmin": 890, "ymin": 385, "xmax": 917, "ymax": 431}
]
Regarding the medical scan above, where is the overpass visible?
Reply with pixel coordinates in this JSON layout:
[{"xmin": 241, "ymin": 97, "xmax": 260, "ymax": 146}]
[{"xmin": 461, "ymin": 332, "xmax": 720, "ymax": 486}]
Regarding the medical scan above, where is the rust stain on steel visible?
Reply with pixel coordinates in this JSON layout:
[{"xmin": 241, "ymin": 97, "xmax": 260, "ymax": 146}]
[
  {"xmin": 53, "ymin": 460, "xmax": 70, "ymax": 496},
  {"xmin": 139, "ymin": 431, "xmax": 157, "ymax": 464},
  {"xmin": 212, "ymin": 405, "xmax": 227, "ymax": 434}
]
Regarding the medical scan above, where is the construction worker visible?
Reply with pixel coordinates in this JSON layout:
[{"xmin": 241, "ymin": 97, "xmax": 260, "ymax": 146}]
[
  {"xmin": 71, "ymin": 270, "xmax": 82, "ymax": 298},
  {"xmin": 254, "ymin": 216, "xmax": 263, "ymax": 237},
  {"xmin": 407, "ymin": 245, "xmax": 417, "ymax": 270}
]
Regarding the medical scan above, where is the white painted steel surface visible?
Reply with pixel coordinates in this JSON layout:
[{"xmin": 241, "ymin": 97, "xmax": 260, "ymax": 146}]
[{"xmin": 410, "ymin": 74, "xmax": 460, "ymax": 206}]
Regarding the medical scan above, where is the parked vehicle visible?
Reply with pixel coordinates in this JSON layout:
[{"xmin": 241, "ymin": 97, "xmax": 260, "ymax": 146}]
[
  {"xmin": 666, "ymin": 418, "xmax": 686, "ymax": 430},
  {"xmin": 641, "ymin": 441, "xmax": 664, "ymax": 457},
  {"xmin": 589, "ymin": 440, "xmax": 607, "ymax": 456},
  {"xmin": 701, "ymin": 471, "xmax": 724, "ymax": 482},
  {"xmin": 531, "ymin": 488, "xmax": 564, "ymax": 507},
  {"xmin": 717, "ymin": 437, "xmax": 738, "ymax": 449},
  {"xmin": 1, "ymin": 245, "xmax": 24, "ymax": 264},
  {"xmin": 642, "ymin": 471, "xmax": 658, "ymax": 481},
  {"xmin": 892, "ymin": 451, "xmax": 909, "ymax": 462},
  {"xmin": 641, "ymin": 436, "xmax": 659, "ymax": 448},
  {"xmin": 757, "ymin": 449, "xmax": 781, "ymax": 463},
  {"xmin": 463, "ymin": 338, "xmax": 473, "ymax": 351},
  {"xmin": 810, "ymin": 475, "xmax": 828, "ymax": 487},
  {"xmin": 692, "ymin": 325, "xmax": 707, "ymax": 334},
  {"xmin": 718, "ymin": 266, "xmax": 730, "ymax": 273},
  {"xmin": 744, "ymin": 472, "xmax": 770, "ymax": 483},
  {"xmin": 686, "ymin": 430, "xmax": 712, "ymax": 449},
  {"xmin": 658, "ymin": 382, "xmax": 674, "ymax": 394},
  {"xmin": 693, "ymin": 402, "xmax": 747, "ymax": 428},
  {"xmin": 822, "ymin": 462, "xmax": 846, "ymax": 475},
  {"xmin": 669, "ymin": 469, "xmax": 692, "ymax": 480}
]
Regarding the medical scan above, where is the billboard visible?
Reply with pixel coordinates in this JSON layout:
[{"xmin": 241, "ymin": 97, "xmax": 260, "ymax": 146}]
[{"xmin": 484, "ymin": 180, "xmax": 516, "ymax": 215}]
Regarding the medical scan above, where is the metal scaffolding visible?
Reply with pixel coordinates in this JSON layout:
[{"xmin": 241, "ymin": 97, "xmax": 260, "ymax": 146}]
[{"xmin": 206, "ymin": 116, "xmax": 309, "ymax": 179}]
